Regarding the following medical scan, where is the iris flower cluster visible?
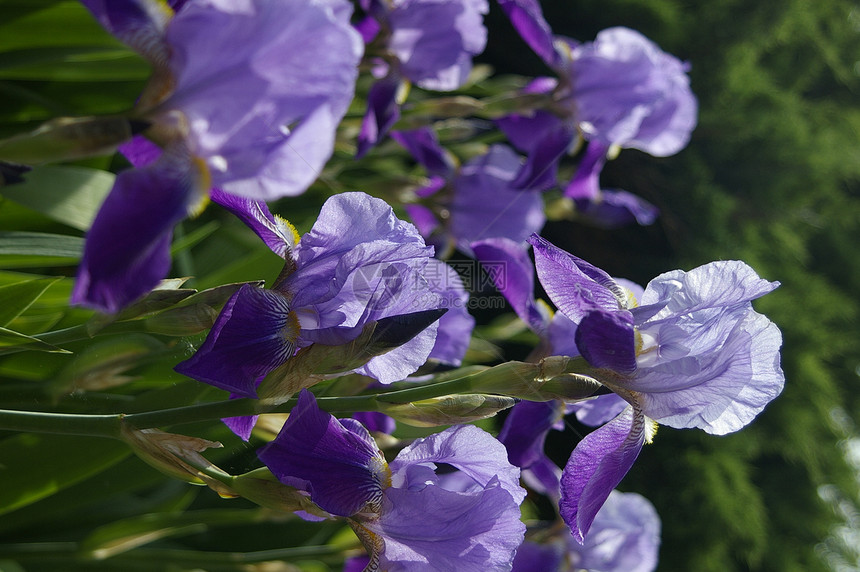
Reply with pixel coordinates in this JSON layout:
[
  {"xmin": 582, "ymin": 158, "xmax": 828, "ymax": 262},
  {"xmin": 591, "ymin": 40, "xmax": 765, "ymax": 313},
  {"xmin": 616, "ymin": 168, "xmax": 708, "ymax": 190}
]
[{"xmin": 0, "ymin": 0, "xmax": 788, "ymax": 570}]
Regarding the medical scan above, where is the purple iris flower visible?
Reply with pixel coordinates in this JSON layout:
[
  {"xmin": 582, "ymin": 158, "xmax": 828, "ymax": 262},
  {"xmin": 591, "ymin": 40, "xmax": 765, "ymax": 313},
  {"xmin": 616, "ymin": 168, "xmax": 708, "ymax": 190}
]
[
  {"xmin": 496, "ymin": 2, "xmax": 696, "ymax": 220},
  {"xmin": 527, "ymin": 234, "xmax": 784, "ymax": 542},
  {"xmin": 176, "ymin": 192, "xmax": 446, "ymax": 403},
  {"xmin": 259, "ymin": 390, "xmax": 526, "ymax": 571},
  {"xmin": 472, "ymin": 237, "xmax": 626, "ymax": 496},
  {"xmin": 72, "ymin": 0, "xmax": 362, "ymax": 313},
  {"xmin": 395, "ymin": 129, "xmax": 545, "ymax": 256},
  {"xmin": 355, "ymin": 0, "xmax": 489, "ymax": 156},
  {"xmin": 512, "ymin": 490, "xmax": 660, "ymax": 572}
]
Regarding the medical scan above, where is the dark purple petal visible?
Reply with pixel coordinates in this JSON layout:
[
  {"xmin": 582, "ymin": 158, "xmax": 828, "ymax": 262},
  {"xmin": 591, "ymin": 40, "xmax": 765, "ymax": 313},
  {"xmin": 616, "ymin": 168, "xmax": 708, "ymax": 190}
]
[
  {"xmin": 357, "ymin": 75, "xmax": 403, "ymax": 158},
  {"xmin": 498, "ymin": 400, "xmax": 562, "ymax": 469},
  {"xmin": 404, "ymin": 203, "xmax": 441, "ymax": 237},
  {"xmin": 564, "ymin": 140, "xmax": 607, "ymax": 201},
  {"xmin": 210, "ymin": 190, "xmax": 296, "ymax": 259},
  {"xmin": 574, "ymin": 189, "xmax": 659, "ymax": 229},
  {"xmin": 575, "ymin": 310, "xmax": 637, "ymax": 374},
  {"xmin": 391, "ymin": 128, "xmax": 456, "ymax": 178},
  {"xmin": 174, "ymin": 284, "xmax": 296, "ymax": 398},
  {"xmin": 509, "ymin": 122, "xmax": 573, "ymax": 190},
  {"xmin": 496, "ymin": 109, "xmax": 560, "ymax": 154},
  {"xmin": 222, "ymin": 411, "xmax": 258, "ymax": 441},
  {"xmin": 496, "ymin": 0, "xmax": 559, "ymax": 68},
  {"xmin": 559, "ymin": 406, "xmax": 645, "ymax": 543},
  {"xmin": 511, "ymin": 541, "xmax": 565, "ymax": 572},
  {"xmin": 258, "ymin": 390, "xmax": 389, "ymax": 517},
  {"xmin": 366, "ymin": 477, "xmax": 524, "ymax": 571},
  {"xmin": 353, "ymin": 13, "xmax": 381, "ymax": 43},
  {"xmin": 527, "ymin": 235, "xmax": 623, "ymax": 322},
  {"xmin": 472, "ymin": 238, "xmax": 547, "ymax": 334},
  {"xmin": 352, "ymin": 411, "xmax": 396, "ymax": 435},
  {"xmin": 118, "ymin": 135, "xmax": 162, "ymax": 168},
  {"xmin": 79, "ymin": 0, "xmax": 171, "ymax": 64},
  {"xmin": 71, "ymin": 147, "xmax": 203, "ymax": 314}
]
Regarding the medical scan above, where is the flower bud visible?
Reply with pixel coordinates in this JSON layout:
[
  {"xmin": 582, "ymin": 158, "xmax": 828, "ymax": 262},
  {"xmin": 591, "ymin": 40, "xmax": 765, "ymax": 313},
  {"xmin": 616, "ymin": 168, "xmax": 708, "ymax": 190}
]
[{"xmin": 378, "ymin": 394, "xmax": 517, "ymax": 427}]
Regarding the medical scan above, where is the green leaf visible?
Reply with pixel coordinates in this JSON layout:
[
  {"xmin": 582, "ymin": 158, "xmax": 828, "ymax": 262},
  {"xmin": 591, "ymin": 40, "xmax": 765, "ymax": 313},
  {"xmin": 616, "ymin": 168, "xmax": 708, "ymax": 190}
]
[
  {"xmin": 0, "ymin": 325, "xmax": 69, "ymax": 353},
  {"xmin": 0, "ymin": 433, "xmax": 130, "ymax": 516},
  {"xmin": 0, "ymin": 165, "xmax": 114, "ymax": 231},
  {"xmin": 0, "ymin": 277, "xmax": 60, "ymax": 327},
  {"xmin": 0, "ymin": 231, "xmax": 83, "ymax": 258}
]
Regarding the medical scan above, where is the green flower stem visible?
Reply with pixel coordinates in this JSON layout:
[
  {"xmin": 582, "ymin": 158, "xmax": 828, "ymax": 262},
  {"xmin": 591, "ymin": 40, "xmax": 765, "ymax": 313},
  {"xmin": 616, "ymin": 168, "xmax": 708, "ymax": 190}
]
[
  {"xmin": 0, "ymin": 320, "xmax": 149, "ymax": 357},
  {"xmin": 0, "ymin": 356, "xmax": 600, "ymax": 438}
]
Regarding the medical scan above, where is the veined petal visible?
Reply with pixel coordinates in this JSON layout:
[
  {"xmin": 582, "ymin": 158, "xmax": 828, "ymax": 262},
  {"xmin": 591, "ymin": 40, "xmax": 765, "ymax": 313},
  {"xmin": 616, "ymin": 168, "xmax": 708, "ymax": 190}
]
[
  {"xmin": 210, "ymin": 190, "xmax": 298, "ymax": 259},
  {"xmin": 363, "ymin": 477, "xmax": 524, "ymax": 571},
  {"xmin": 575, "ymin": 309, "xmax": 637, "ymax": 374},
  {"xmin": 174, "ymin": 284, "xmax": 296, "ymax": 398},
  {"xmin": 392, "ymin": 425, "xmax": 525, "ymax": 503},
  {"xmin": 560, "ymin": 406, "xmax": 645, "ymax": 543},
  {"xmin": 528, "ymin": 234, "xmax": 624, "ymax": 322},
  {"xmin": 71, "ymin": 145, "xmax": 205, "ymax": 314},
  {"xmin": 79, "ymin": 0, "xmax": 173, "ymax": 65},
  {"xmin": 258, "ymin": 390, "xmax": 389, "ymax": 517}
]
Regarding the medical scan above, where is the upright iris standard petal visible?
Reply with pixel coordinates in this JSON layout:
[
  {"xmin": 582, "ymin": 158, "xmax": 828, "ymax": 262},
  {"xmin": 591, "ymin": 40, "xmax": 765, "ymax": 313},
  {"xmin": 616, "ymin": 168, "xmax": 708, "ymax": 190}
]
[
  {"xmin": 163, "ymin": 0, "xmax": 363, "ymax": 200},
  {"xmin": 575, "ymin": 310, "xmax": 637, "ymax": 374},
  {"xmin": 569, "ymin": 27, "xmax": 697, "ymax": 156},
  {"xmin": 559, "ymin": 406, "xmax": 646, "ymax": 543},
  {"xmin": 71, "ymin": 145, "xmax": 206, "ymax": 313},
  {"xmin": 258, "ymin": 390, "xmax": 389, "ymax": 517},
  {"xmin": 174, "ymin": 284, "xmax": 297, "ymax": 398},
  {"xmin": 387, "ymin": 0, "xmax": 489, "ymax": 91}
]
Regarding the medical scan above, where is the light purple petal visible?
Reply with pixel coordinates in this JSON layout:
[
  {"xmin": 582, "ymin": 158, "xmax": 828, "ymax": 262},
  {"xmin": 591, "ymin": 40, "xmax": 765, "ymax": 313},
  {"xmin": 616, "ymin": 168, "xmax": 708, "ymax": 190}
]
[
  {"xmin": 560, "ymin": 406, "xmax": 645, "ymax": 543},
  {"xmin": 496, "ymin": 0, "xmax": 558, "ymax": 68},
  {"xmin": 634, "ymin": 308, "xmax": 784, "ymax": 434},
  {"xmin": 174, "ymin": 284, "xmax": 295, "ymax": 398},
  {"xmin": 528, "ymin": 234, "xmax": 623, "ymax": 322},
  {"xmin": 71, "ymin": 146, "xmax": 203, "ymax": 314},
  {"xmin": 404, "ymin": 204, "xmax": 441, "ymax": 238},
  {"xmin": 546, "ymin": 311, "xmax": 580, "ymax": 357},
  {"xmin": 392, "ymin": 425, "xmax": 525, "ymax": 503},
  {"xmin": 472, "ymin": 237, "xmax": 547, "ymax": 334},
  {"xmin": 575, "ymin": 309, "xmax": 637, "ymax": 374},
  {"xmin": 569, "ymin": 27, "xmax": 697, "ymax": 156},
  {"xmin": 572, "ymin": 490, "xmax": 660, "ymax": 572},
  {"xmin": 564, "ymin": 140, "xmax": 606, "ymax": 201},
  {"xmin": 357, "ymin": 75, "xmax": 403, "ymax": 158},
  {"xmin": 366, "ymin": 476, "xmax": 525, "ymax": 571},
  {"xmin": 450, "ymin": 145, "xmax": 546, "ymax": 250},
  {"xmin": 509, "ymin": 121, "xmax": 572, "ymax": 190},
  {"xmin": 567, "ymin": 393, "xmax": 629, "ymax": 427},
  {"xmin": 258, "ymin": 390, "xmax": 388, "ymax": 517},
  {"xmin": 388, "ymin": 0, "xmax": 489, "ymax": 91},
  {"xmin": 638, "ymin": 260, "xmax": 780, "ymax": 319},
  {"xmin": 165, "ymin": 0, "xmax": 363, "ymax": 199}
]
